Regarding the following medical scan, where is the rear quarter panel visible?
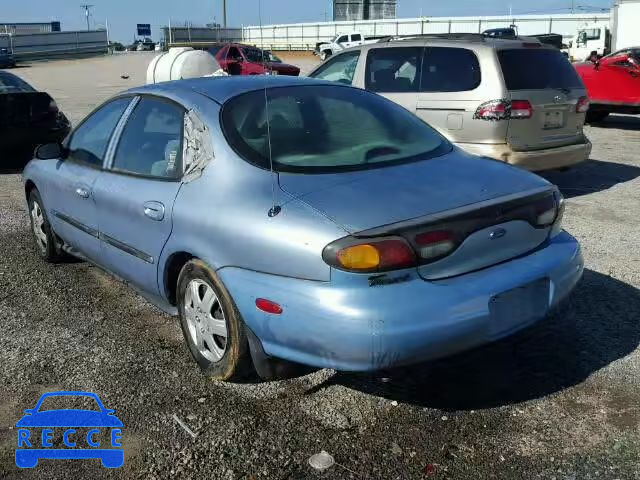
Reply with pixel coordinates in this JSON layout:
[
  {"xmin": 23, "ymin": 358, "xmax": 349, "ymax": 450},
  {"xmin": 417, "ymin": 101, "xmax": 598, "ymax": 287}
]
[{"xmin": 157, "ymin": 97, "xmax": 347, "ymax": 293}]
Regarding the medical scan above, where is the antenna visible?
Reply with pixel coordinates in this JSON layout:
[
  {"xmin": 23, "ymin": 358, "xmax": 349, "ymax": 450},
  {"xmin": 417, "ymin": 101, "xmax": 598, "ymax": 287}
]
[
  {"xmin": 81, "ymin": 4, "xmax": 94, "ymax": 31},
  {"xmin": 258, "ymin": 0, "xmax": 281, "ymax": 217}
]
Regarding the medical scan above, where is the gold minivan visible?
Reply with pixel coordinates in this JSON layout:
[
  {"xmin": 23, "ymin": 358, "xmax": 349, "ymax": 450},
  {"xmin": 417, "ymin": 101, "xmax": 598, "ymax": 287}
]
[{"xmin": 308, "ymin": 34, "xmax": 592, "ymax": 171}]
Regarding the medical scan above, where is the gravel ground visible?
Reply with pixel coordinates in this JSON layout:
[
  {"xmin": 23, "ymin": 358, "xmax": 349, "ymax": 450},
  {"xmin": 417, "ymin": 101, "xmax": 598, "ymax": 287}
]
[{"xmin": 0, "ymin": 54, "xmax": 639, "ymax": 479}]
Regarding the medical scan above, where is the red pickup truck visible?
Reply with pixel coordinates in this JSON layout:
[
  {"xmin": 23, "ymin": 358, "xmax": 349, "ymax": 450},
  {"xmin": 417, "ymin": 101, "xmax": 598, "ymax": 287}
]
[
  {"xmin": 207, "ymin": 43, "xmax": 300, "ymax": 76},
  {"xmin": 575, "ymin": 48, "xmax": 640, "ymax": 123}
]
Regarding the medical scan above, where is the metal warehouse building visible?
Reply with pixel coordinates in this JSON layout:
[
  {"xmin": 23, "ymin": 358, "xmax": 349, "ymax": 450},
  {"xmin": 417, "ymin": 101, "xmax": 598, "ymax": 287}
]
[
  {"xmin": 333, "ymin": 0, "xmax": 397, "ymax": 21},
  {"xmin": 0, "ymin": 21, "xmax": 61, "ymax": 35}
]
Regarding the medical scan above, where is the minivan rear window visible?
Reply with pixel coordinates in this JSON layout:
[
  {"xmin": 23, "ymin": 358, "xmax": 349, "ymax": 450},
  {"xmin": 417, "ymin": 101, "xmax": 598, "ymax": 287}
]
[
  {"xmin": 498, "ymin": 49, "xmax": 584, "ymax": 90},
  {"xmin": 221, "ymin": 85, "xmax": 451, "ymax": 173}
]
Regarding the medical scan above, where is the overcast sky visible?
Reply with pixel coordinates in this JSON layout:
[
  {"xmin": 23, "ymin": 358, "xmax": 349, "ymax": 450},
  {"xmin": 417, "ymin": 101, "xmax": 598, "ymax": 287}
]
[{"xmin": 2, "ymin": 0, "xmax": 612, "ymax": 42}]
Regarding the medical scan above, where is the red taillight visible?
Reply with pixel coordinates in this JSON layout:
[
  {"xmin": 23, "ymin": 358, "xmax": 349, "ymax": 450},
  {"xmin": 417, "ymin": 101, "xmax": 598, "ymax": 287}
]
[
  {"xmin": 414, "ymin": 230, "xmax": 456, "ymax": 260},
  {"xmin": 323, "ymin": 237, "xmax": 416, "ymax": 272},
  {"xmin": 474, "ymin": 100, "xmax": 509, "ymax": 120},
  {"xmin": 510, "ymin": 100, "xmax": 533, "ymax": 119},
  {"xmin": 474, "ymin": 99, "xmax": 532, "ymax": 120},
  {"xmin": 576, "ymin": 96, "xmax": 590, "ymax": 113},
  {"xmin": 256, "ymin": 298, "xmax": 283, "ymax": 314}
]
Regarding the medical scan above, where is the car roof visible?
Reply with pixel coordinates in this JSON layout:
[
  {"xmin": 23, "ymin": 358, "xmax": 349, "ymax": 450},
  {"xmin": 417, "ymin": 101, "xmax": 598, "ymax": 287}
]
[
  {"xmin": 130, "ymin": 76, "xmax": 336, "ymax": 104},
  {"xmin": 352, "ymin": 35, "xmax": 553, "ymax": 53}
]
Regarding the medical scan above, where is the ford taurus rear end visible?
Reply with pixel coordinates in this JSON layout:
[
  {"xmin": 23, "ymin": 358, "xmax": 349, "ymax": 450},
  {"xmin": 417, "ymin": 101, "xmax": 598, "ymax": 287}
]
[{"xmin": 216, "ymin": 82, "xmax": 583, "ymax": 371}]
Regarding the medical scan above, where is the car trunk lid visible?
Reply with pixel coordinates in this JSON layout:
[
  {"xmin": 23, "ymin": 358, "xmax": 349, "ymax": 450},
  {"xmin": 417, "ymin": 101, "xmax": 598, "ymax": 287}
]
[
  {"xmin": 280, "ymin": 150, "xmax": 555, "ymax": 279},
  {"xmin": 498, "ymin": 47, "xmax": 587, "ymax": 151}
]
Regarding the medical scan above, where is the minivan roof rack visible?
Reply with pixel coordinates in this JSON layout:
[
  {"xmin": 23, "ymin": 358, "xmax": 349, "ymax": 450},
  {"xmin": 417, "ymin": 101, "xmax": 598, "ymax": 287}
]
[{"xmin": 376, "ymin": 33, "xmax": 542, "ymax": 44}]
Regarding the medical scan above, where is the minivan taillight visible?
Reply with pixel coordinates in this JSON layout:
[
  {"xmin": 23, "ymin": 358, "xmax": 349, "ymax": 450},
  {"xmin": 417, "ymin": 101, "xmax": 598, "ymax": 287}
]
[
  {"xmin": 474, "ymin": 99, "xmax": 532, "ymax": 120},
  {"xmin": 510, "ymin": 100, "xmax": 533, "ymax": 119},
  {"xmin": 474, "ymin": 100, "xmax": 509, "ymax": 120},
  {"xmin": 576, "ymin": 96, "xmax": 590, "ymax": 113}
]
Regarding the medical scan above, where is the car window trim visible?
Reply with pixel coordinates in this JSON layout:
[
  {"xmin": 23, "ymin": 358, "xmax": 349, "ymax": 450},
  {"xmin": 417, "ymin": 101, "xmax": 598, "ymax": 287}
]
[
  {"xmin": 64, "ymin": 95, "xmax": 137, "ymax": 170},
  {"xmin": 105, "ymin": 94, "xmax": 187, "ymax": 182}
]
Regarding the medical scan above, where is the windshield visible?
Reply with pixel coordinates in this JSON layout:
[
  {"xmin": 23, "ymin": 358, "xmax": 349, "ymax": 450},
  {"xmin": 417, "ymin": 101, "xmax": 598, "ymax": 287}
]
[
  {"xmin": 221, "ymin": 85, "xmax": 450, "ymax": 173},
  {"xmin": 0, "ymin": 72, "xmax": 35, "ymax": 93},
  {"xmin": 498, "ymin": 49, "xmax": 584, "ymax": 90}
]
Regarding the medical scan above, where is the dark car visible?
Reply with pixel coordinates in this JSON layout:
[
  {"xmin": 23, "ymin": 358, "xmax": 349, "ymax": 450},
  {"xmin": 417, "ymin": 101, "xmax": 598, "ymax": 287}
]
[
  {"xmin": 0, "ymin": 71, "xmax": 71, "ymax": 157},
  {"xmin": 0, "ymin": 47, "xmax": 17, "ymax": 68},
  {"xmin": 210, "ymin": 43, "xmax": 300, "ymax": 76}
]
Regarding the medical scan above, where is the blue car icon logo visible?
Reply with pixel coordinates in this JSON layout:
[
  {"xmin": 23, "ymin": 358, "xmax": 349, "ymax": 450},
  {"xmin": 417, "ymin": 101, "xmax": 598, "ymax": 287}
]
[{"xmin": 15, "ymin": 391, "xmax": 123, "ymax": 468}]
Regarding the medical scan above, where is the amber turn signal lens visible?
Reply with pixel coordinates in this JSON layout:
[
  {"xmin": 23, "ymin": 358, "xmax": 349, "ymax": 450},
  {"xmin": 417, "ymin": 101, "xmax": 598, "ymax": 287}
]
[{"xmin": 337, "ymin": 244, "xmax": 380, "ymax": 270}]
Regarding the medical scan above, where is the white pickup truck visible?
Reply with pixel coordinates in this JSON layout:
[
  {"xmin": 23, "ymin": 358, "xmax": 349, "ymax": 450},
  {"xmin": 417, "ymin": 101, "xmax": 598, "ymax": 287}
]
[{"xmin": 314, "ymin": 31, "xmax": 386, "ymax": 60}]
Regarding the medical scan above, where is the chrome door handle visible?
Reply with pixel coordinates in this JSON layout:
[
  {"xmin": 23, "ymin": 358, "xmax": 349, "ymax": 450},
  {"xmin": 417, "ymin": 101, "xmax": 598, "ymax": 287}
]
[
  {"xmin": 75, "ymin": 187, "xmax": 90, "ymax": 198},
  {"xmin": 143, "ymin": 201, "xmax": 165, "ymax": 221}
]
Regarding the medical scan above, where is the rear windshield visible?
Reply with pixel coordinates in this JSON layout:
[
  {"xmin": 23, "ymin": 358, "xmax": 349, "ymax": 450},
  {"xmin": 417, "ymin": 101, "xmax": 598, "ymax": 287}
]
[
  {"xmin": 498, "ymin": 49, "xmax": 583, "ymax": 90},
  {"xmin": 0, "ymin": 72, "xmax": 35, "ymax": 93},
  {"xmin": 221, "ymin": 85, "xmax": 450, "ymax": 173}
]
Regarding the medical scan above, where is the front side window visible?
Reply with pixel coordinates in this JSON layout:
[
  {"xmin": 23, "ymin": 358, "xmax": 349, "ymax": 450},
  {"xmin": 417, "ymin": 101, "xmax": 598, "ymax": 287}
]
[
  {"xmin": 420, "ymin": 47, "xmax": 481, "ymax": 92},
  {"xmin": 309, "ymin": 51, "xmax": 360, "ymax": 84},
  {"xmin": 111, "ymin": 97, "xmax": 184, "ymax": 179},
  {"xmin": 337, "ymin": 35, "xmax": 349, "ymax": 44},
  {"xmin": 221, "ymin": 85, "xmax": 450, "ymax": 173},
  {"xmin": 365, "ymin": 47, "xmax": 422, "ymax": 93},
  {"xmin": 68, "ymin": 97, "xmax": 131, "ymax": 167}
]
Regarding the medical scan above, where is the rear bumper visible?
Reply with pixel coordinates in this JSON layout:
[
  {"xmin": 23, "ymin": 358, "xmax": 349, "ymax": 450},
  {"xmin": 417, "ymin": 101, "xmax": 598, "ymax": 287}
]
[
  {"xmin": 458, "ymin": 140, "xmax": 591, "ymax": 171},
  {"xmin": 218, "ymin": 232, "xmax": 583, "ymax": 371}
]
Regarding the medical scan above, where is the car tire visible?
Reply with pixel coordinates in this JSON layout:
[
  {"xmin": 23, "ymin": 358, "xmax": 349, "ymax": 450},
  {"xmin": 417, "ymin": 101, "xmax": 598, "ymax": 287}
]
[
  {"xmin": 28, "ymin": 189, "xmax": 67, "ymax": 263},
  {"xmin": 321, "ymin": 50, "xmax": 332, "ymax": 61},
  {"xmin": 586, "ymin": 111, "xmax": 609, "ymax": 124},
  {"xmin": 177, "ymin": 259, "xmax": 253, "ymax": 381}
]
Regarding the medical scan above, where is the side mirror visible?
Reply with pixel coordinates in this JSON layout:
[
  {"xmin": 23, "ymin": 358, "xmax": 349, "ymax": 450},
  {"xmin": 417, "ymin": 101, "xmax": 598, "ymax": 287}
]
[{"xmin": 35, "ymin": 142, "xmax": 65, "ymax": 160}]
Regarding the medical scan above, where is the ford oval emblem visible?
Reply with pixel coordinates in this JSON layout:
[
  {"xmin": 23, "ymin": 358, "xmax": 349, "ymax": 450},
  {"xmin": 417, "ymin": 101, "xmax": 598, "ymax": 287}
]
[
  {"xmin": 554, "ymin": 95, "xmax": 563, "ymax": 103},
  {"xmin": 489, "ymin": 228, "xmax": 507, "ymax": 240}
]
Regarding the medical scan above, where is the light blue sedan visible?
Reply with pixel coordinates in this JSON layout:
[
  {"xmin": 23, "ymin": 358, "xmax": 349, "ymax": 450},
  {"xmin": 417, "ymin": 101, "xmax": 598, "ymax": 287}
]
[{"xmin": 23, "ymin": 76, "xmax": 584, "ymax": 380}]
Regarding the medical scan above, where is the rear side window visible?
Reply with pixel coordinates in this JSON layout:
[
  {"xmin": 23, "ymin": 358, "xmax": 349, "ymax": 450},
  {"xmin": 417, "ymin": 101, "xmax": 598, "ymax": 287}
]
[
  {"xmin": 352, "ymin": 34, "xmax": 362, "ymax": 42},
  {"xmin": 498, "ymin": 49, "xmax": 583, "ymax": 90},
  {"xmin": 365, "ymin": 47, "xmax": 422, "ymax": 93},
  {"xmin": 111, "ymin": 98, "xmax": 184, "ymax": 179},
  {"xmin": 420, "ymin": 47, "xmax": 481, "ymax": 92},
  {"xmin": 221, "ymin": 85, "xmax": 450, "ymax": 173}
]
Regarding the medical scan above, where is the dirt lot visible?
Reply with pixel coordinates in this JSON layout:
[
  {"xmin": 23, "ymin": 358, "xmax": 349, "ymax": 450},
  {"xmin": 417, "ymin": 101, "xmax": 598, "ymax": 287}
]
[{"xmin": 1, "ymin": 53, "xmax": 639, "ymax": 479}]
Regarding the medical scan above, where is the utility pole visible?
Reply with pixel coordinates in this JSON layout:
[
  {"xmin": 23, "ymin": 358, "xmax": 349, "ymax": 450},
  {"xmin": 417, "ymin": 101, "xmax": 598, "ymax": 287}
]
[
  {"xmin": 222, "ymin": 0, "xmax": 227, "ymax": 28},
  {"xmin": 81, "ymin": 4, "xmax": 94, "ymax": 31},
  {"xmin": 570, "ymin": 0, "xmax": 575, "ymax": 13}
]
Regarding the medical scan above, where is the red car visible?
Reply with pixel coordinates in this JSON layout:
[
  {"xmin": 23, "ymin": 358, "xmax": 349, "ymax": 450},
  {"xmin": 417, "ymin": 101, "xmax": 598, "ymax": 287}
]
[
  {"xmin": 575, "ymin": 48, "xmax": 640, "ymax": 123},
  {"xmin": 208, "ymin": 43, "xmax": 300, "ymax": 76}
]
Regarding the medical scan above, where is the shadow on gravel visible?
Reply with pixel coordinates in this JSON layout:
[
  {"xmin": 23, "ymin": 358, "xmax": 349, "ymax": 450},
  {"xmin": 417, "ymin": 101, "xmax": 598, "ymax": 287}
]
[
  {"xmin": 588, "ymin": 114, "xmax": 640, "ymax": 131},
  {"xmin": 312, "ymin": 269, "xmax": 640, "ymax": 411},
  {"xmin": 541, "ymin": 159, "xmax": 640, "ymax": 199}
]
